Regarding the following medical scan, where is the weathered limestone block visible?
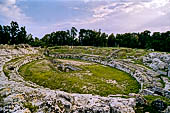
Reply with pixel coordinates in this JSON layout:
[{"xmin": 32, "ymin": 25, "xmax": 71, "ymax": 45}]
[
  {"xmin": 168, "ymin": 64, "xmax": 170, "ymax": 77},
  {"xmin": 157, "ymin": 70, "xmax": 167, "ymax": 76},
  {"xmin": 143, "ymin": 52, "xmax": 170, "ymax": 73},
  {"xmin": 165, "ymin": 106, "xmax": 170, "ymax": 113}
]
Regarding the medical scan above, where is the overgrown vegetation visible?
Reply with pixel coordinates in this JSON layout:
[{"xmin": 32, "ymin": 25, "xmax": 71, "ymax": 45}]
[
  {"xmin": 23, "ymin": 102, "xmax": 38, "ymax": 112},
  {"xmin": 19, "ymin": 59, "xmax": 140, "ymax": 96},
  {"xmin": 0, "ymin": 21, "xmax": 170, "ymax": 52},
  {"xmin": 0, "ymin": 94, "xmax": 3, "ymax": 102},
  {"xmin": 136, "ymin": 95, "xmax": 170, "ymax": 113},
  {"xmin": 144, "ymin": 95, "xmax": 170, "ymax": 105},
  {"xmin": 48, "ymin": 46, "xmax": 149, "ymax": 59}
]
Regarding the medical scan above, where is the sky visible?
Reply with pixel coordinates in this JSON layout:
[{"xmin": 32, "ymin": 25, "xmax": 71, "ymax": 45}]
[{"xmin": 0, "ymin": 0, "xmax": 170, "ymax": 38}]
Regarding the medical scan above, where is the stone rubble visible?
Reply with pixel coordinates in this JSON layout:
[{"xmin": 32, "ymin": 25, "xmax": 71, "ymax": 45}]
[
  {"xmin": 142, "ymin": 52, "xmax": 170, "ymax": 92},
  {"xmin": 142, "ymin": 52, "xmax": 170, "ymax": 76}
]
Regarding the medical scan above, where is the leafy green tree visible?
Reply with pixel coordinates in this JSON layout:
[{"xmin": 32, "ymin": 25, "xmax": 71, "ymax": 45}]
[
  {"xmin": 3, "ymin": 25, "xmax": 11, "ymax": 44},
  {"xmin": 66, "ymin": 30, "xmax": 72, "ymax": 45},
  {"xmin": 78, "ymin": 29, "xmax": 86, "ymax": 46},
  {"xmin": 17, "ymin": 26, "xmax": 27, "ymax": 44},
  {"xmin": 100, "ymin": 32, "xmax": 108, "ymax": 47},
  {"xmin": 116, "ymin": 34, "xmax": 123, "ymax": 47},
  {"xmin": 108, "ymin": 33, "xmax": 115, "ymax": 47},
  {"xmin": 95, "ymin": 29, "xmax": 101, "ymax": 47},
  {"xmin": 10, "ymin": 21, "xmax": 20, "ymax": 44},
  {"xmin": 152, "ymin": 32, "xmax": 162, "ymax": 51},
  {"xmin": 71, "ymin": 27, "xmax": 77, "ymax": 46},
  {"xmin": 129, "ymin": 33, "xmax": 139, "ymax": 48},
  {"xmin": 162, "ymin": 31, "xmax": 170, "ymax": 52},
  {"xmin": 0, "ymin": 21, "xmax": 170, "ymax": 52},
  {"xmin": 0, "ymin": 25, "xmax": 3, "ymax": 44},
  {"xmin": 41, "ymin": 34, "xmax": 50, "ymax": 47},
  {"xmin": 33, "ymin": 37, "xmax": 41, "ymax": 47},
  {"xmin": 143, "ymin": 30, "xmax": 151, "ymax": 49},
  {"xmin": 26, "ymin": 34, "xmax": 34, "ymax": 46}
]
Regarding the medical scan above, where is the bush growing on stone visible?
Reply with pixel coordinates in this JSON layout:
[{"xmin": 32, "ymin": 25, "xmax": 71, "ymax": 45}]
[{"xmin": 23, "ymin": 102, "xmax": 38, "ymax": 112}]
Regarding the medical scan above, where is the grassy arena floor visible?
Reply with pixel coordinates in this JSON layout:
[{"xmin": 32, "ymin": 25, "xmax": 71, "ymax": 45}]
[{"xmin": 19, "ymin": 59, "xmax": 140, "ymax": 96}]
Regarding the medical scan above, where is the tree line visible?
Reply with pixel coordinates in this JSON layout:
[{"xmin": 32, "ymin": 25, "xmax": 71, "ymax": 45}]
[{"xmin": 0, "ymin": 21, "xmax": 169, "ymax": 52}]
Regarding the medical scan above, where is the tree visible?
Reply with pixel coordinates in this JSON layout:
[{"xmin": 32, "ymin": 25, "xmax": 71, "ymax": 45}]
[
  {"xmin": 17, "ymin": 26, "xmax": 27, "ymax": 44},
  {"xmin": 129, "ymin": 33, "xmax": 139, "ymax": 48},
  {"xmin": 162, "ymin": 31, "xmax": 170, "ymax": 52},
  {"xmin": 137, "ymin": 30, "xmax": 151, "ymax": 49},
  {"xmin": 78, "ymin": 29, "xmax": 86, "ymax": 46},
  {"xmin": 3, "ymin": 25, "xmax": 11, "ymax": 44},
  {"xmin": 33, "ymin": 37, "xmax": 41, "ymax": 47},
  {"xmin": 107, "ymin": 33, "xmax": 115, "ymax": 47},
  {"xmin": 41, "ymin": 34, "xmax": 50, "ymax": 47},
  {"xmin": 66, "ymin": 30, "xmax": 72, "ymax": 45},
  {"xmin": 0, "ymin": 21, "xmax": 170, "ymax": 52},
  {"xmin": 0, "ymin": 25, "xmax": 3, "ymax": 44},
  {"xmin": 10, "ymin": 21, "xmax": 19, "ymax": 44},
  {"xmin": 152, "ymin": 32, "xmax": 162, "ymax": 51},
  {"xmin": 143, "ymin": 30, "xmax": 151, "ymax": 49},
  {"xmin": 26, "ymin": 34, "xmax": 34, "ymax": 46},
  {"xmin": 116, "ymin": 34, "xmax": 123, "ymax": 47},
  {"xmin": 100, "ymin": 32, "xmax": 108, "ymax": 47},
  {"xmin": 70, "ymin": 27, "xmax": 77, "ymax": 46},
  {"xmin": 95, "ymin": 29, "xmax": 101, "ymax": 47}
]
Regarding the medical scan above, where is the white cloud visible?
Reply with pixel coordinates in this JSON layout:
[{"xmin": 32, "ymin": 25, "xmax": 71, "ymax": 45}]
[
  {"xmin": 143, "ymin": 0, "xmax": 170, "ymax": 8},
  {"xmin": 33, "ymin": 0, "xmax": 170, "ymax": 37},
  {"xmin": 44, "ymin": 0, "xmax": 170, "ymax": 35},
  {"xmin": 0, "ymin": 0, "xmax": 32, "ymax": 24},
  {"xmin": 82, "ymin": 0, "xmax": 108, "ymax": 3},
  {"xmin": 92, "ymin": 0, "xmax": 170, "ymax": 19},
  {"xmin": 1, "ymin": 0, "xmax": 168, "ymax": 38},
  {"xmin": 5, "ymin": 0, "xmax": 16, "ymax": 5},
  {"xmin": 72, "ymin": 7, "xmax": 80, "ymax": 10},
  {"xmin": 73, "ymin": 0, "xmax": 170, "ymax": 33}
]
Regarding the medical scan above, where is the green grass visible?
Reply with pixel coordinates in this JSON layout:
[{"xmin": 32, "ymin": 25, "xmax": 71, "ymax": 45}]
[
  {"xmin": 19, "ymin": 59, "xmax": 140, "ymax": 96},
  {"xmin": 23, "ymin": 102, "xmax": 38, "ymax": 113},
  {"xmin": 3, "ymin": 57, "xmax": 22, "ymax": 78},
  {"xmin": 3, "ymin": 55, "xmax": 39, "ymax": 78}
]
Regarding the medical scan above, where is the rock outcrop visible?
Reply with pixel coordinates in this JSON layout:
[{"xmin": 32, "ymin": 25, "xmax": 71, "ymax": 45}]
[{"xmin": 142, "ymin": 52, "xmax": 170, "ymax": 76}]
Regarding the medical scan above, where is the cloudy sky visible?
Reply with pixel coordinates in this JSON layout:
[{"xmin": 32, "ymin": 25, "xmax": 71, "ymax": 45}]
[{"xmin": 0, "ymin": 0, "xmax": 170, "ymax": 38}]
